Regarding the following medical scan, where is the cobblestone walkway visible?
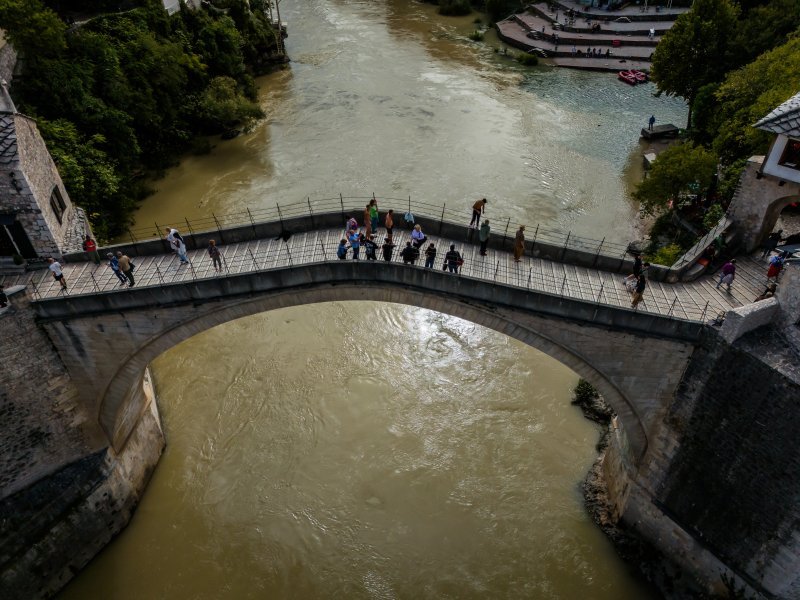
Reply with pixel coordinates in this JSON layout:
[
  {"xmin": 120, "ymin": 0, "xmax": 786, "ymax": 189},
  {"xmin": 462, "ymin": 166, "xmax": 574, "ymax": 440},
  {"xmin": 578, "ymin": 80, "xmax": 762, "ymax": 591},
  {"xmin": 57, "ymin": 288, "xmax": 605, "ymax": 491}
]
[{"xmin": 19, "ymin": 227, "xmax": 770, "ymax": 323}]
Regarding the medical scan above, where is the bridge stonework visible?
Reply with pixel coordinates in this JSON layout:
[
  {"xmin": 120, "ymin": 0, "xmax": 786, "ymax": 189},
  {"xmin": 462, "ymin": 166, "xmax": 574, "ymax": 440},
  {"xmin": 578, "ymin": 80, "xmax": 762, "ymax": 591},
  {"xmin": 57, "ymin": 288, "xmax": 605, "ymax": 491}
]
[{"xmin": 2, "ymin": 259, "xmax": 799, "ymax": 597}]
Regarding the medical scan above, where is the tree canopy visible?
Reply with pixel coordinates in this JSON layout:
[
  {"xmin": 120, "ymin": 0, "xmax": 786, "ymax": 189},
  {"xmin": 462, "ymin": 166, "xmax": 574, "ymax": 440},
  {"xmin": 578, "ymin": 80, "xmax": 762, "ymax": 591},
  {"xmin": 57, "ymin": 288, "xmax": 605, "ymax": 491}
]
[{"xmin": 0, "ymin": 0, "xmax": 281, "ymax": 239}]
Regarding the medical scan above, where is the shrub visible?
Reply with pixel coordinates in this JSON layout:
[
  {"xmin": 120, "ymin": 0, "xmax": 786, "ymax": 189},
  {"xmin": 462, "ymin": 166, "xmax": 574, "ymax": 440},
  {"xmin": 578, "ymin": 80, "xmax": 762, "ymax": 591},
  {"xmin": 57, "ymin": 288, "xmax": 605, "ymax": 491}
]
[
  {"xmin": 468, "ymin": 29, "xmax": 483, "ymax": 41},
  {"xmin": 438, "ymin": 0, "xmax": 471, "ymax": 16},
  {"xmin": 646, "ymin": 243, "xmax": 684, "ymax": 267},
  {"xmin": 702, "ymin": 203, "xmax": 725, "ymax": 231},
  {"xmin": 573, "ymin": 379, "xmax": 599, "ymax": 404},
  {"xmin": 516, "ymin": 52, "xmax": 538, "ymax": 66}
]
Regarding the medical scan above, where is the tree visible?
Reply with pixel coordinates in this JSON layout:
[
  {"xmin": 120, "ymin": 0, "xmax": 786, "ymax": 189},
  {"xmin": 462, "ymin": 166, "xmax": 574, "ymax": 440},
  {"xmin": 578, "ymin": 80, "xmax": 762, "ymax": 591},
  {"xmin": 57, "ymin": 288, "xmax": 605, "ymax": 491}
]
[
  {"xmin": 0, "ymin": 0, "xmax": 66, "ymax": 59},
  {"xmin": 633, "ymin": 143, "xmax": 718, "ymax": 216},
  {"xmin": 650, "ymin": 0, "xmax": 739, "ymax": 128},
  {"xmin": 711, "ymin": 35, "xmax": 800, "ymax": 163}
]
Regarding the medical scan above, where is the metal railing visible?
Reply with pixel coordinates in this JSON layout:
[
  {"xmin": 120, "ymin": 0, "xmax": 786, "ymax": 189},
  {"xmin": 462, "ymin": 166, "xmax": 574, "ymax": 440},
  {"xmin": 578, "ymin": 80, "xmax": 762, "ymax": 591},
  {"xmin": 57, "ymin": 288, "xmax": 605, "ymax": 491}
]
[
  {"xmin": 120, "ymin": 194, "xmax": 634, "ymax": 259},
  {"xmin": 35, "ymin": 226, "xmax": 710, "ymax": 324}
]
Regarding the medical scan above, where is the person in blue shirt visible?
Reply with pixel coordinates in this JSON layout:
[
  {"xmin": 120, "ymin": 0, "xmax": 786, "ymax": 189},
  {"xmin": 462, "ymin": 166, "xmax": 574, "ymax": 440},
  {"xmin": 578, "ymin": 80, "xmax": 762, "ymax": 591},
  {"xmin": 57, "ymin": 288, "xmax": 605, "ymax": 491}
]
[
  {"xmin": 107, "ymin": 252, "xmax": 127, "ymax": 285},
  {"xmin": 349, "ymin": 230, "xmax": 361, "ymax": 260},
  {"xmin": 337, "ymin": 239, "xmax": 348, "ymax": 260}
]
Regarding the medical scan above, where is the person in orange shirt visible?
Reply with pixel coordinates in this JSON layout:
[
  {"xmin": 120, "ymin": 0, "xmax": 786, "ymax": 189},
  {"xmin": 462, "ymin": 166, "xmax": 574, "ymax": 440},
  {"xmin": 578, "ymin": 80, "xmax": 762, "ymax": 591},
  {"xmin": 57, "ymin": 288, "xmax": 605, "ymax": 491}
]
[{"xmin": 470, "ymin": 198, "xmax": 487, "ymax": 229}]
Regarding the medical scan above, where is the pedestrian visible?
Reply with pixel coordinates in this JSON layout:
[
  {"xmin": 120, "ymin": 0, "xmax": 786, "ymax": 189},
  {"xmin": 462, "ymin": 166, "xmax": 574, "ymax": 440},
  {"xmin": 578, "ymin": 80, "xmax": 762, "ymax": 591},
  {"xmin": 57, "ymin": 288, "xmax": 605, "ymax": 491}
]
[
  {"xmin": 349, "ymin": 230, "xmax": 361, "ymax": 260},
  {"xmin": 424, "ymin": 243, "xmax": 437, "ymax": 268},
  {"xmin": 369, "ymin": 199, "xmax": 379, "ymax": 233},
  {"xmin": 755, "ymin": 283, "xmax": 778, "ymax": 302},
  {"xmin": 470, "ymin": 198, "xmax": 487, "ymax": 228},
  {"xmin": 513, "ymin": 225, "xmax": 525, "ymax": 262},
  {"xmin": 648, "ymin": 115, "xmax": 655, "ymax": 131},
  {"xmin": 385, "ymin": 209, "xmax": 394, "ymax": 239},
  {"xmin": 116, "ymin": 251, "xmax": 135, "ymax": 287},
  {"xmin": 411, "ymin": 224, "xmax": 427, "ymax": 249},
  {"xmin": 632, "ymin": 253, "xmax": 643, "ymax": 277},
  {"xmin": 716, "ymin": 259, "xmax": 736, "ymax": 291},
  {"xmin": 444, "ymin": 244, "xmax": 462, "ymax": 273},
  {"xmin": 208, "ymin": 239, "xmax": 222, "ymax": 272},
  {"xmin": 404, "ymin": 209, "xmax": 415, "ymax": 228},
  {"xmin": 165, "ymin": 227, "xmax": 189, "ymax": 264},
  {"xmin": 0, "ymin": 284, "xmax": 7, "ymax": 308},
  {"xmin": 631, "ymin": 273, "xmax": 646, "ymax": 308},
  {"xmin": 346, "ymin": 215, "xmax": 358, "ymax": 232},
  {"xmin": 363, "ymin": 203, "xmax": 373, "ymax": 237},
  {"xmin": 48, "ymin": 257, "xmax": 67, "ymax": 291},
  {"xmin": 479, "ymin": 220, "xmax": 491, "ymax": 255},
  {"xmin": 364, "ymin": 234, "xmax": 378, "ymax": 260},
  {"xmin": 107, "ymin": 252, "xmax": 127, "ymax": 285},
  {"xmin": 82, "ymin": 234, "xmax": 101, "ymax": 265},
  {"xmin": 760, "ymin": 230, "xmax": 783, "ymax": 258},
  {"xmin": 337, "ymin": 239, "xmax": 348, "ymax": 259},
  {"xmin": 382, "ymin": 237, "xmax": 395, "ymax": 262},
  {"xmin": 767, "ymin": 252, "xmax": 788, "ymax": 281},
  {"xmin": 401, "ymin": 241, "xmax": 419, "ymax": 265}
]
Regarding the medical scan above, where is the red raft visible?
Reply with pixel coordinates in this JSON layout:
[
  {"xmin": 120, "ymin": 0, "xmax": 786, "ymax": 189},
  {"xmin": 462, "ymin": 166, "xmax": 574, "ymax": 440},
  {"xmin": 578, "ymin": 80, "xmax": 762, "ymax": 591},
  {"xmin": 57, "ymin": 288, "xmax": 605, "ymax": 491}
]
[
  {"xmin": 618, "ymin": 70, "xmax": 637, "ymax": 85},
  {"xmin": 631, "ymin": 70, "xmax": 648, "ymax": 83}
]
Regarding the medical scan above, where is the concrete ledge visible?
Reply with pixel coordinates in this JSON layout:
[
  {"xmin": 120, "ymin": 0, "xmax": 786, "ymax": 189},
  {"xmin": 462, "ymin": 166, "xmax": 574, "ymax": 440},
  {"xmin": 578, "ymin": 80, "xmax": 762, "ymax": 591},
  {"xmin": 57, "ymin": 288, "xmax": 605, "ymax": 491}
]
[{"xmin": 719, "ymin": 298, "xmax": 779, "ymax": 343}]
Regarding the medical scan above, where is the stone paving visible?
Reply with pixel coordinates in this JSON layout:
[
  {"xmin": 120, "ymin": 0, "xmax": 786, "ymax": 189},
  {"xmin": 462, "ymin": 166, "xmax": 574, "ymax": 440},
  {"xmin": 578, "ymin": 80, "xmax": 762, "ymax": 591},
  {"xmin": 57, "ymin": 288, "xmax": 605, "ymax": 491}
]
[{"xmin": 21, "ymin": 226, "xmax": 772, "ymax": 324}]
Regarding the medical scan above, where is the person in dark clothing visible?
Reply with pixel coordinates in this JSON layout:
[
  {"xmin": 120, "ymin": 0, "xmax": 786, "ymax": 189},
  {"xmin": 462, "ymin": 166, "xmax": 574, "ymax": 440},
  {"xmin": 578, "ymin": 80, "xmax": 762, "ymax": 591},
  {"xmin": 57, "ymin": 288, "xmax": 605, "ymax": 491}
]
[
  {"xmin": 760, "ymin": 230, "xmax": 783, "ymax": 258},
  {"xmin": 631, "ymin": 273, "xmax": 646, "ymax": 308},
  {"xmin": 424, "ymin": 243, "xmax": 437, "ymax": 268},
  {"xmin": 400, "ymin": 241, "xmax": 419, "ymax": 265},
  {"xmin": 382, "ymin": 238, "xmax": 395, "ymax": 262},
  {"xmin": 0, "ymin": 285, "xmax": 7, "ymax": 308},
  {"xmin": 444, "ymin": 244, "xmax": 462, "ymax": 274},
  {"xmin": 479, "ymin": 220, "xmax": 490, "ymax": 255},
  {"xmin": 632, "ymin": 253, "xmax": 642, "ymax": 277},
  {"xmin": 364, "ymin": 235, "xmax": 378, "ymax": 260}
]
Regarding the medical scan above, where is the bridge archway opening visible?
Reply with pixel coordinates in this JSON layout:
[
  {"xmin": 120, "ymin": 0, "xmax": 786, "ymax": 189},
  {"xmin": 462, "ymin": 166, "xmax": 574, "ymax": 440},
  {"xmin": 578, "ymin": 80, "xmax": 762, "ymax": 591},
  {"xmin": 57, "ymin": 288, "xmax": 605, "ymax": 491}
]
[
  {"xmin": 756, "ymin": 193, "xmax": 800, "ymax": 248},
  {"xmin": 99, "ymin": 286, "xmax": 650, "ymax": 466}
]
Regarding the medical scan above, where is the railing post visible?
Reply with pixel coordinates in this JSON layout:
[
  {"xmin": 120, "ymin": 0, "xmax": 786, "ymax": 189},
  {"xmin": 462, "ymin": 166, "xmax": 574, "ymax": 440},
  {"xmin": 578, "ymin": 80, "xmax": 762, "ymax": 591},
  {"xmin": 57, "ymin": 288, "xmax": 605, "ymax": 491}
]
[
  {"xmin": 560, "ymin": 231, "xmax": 571, "ymax": 262},
  {"xmin": 276, "ymin": 202, "xmax": 284, "ymax": 230},
  {"xmin": 30, "ymin": 278, "xmax": 41, "ymax": 300},
  {"xmin": 319, "ymin": 241, "xmax": 328, "ymax": 261},
  {"xmin": 223, "ymin": 253, "xmax": 230, "ymax": 275},
  {"xmin": 527, "ymin": 268, "xmax": 532, "ymax": 288},
  {"xmin": 285, "ymin": 241, "xmax": 293, "ymax": 266},
  {"xmin": 155, "ymin": 264, "xmax": 165, "ymax": 285},
  {"xmin": 248, "ymin": 248, "xmax": 258, "ymax": 270},
  {"xmin": 246, "ymin": 207, "xmax": 257, "ymax": 238},
  {"xmin": 494, "ymin": 261, "xmax": 500, "ymax": 281},
  {"xmin": 504, "ymin": 217, "xmax": 510, "ymax": 251},
  {"xmin": 307, "ymin": 197, "xmax": 315, "ymax": 228},
  {"xmin": 90, "ymin": 271, "xmax": 100, "ymax": 293},
  {"xmin": 530, "ymin": 224, "xmax": 539, "ymax": 256},
  {"xmin": 595, "ymin": 282, "xmax": 604, "ymax": 303},
  {"xmin": 188, "ymin": 261, "xmax": 197, "ymax": 280},
  {"xmin": 700, "ymin": 301, "xmax": 709, "ymax": 323},
  {"xmin": 667, "ymin": 295, "xmax": 678, "ymax": 317},
  {"xmin": 212, "ymin": 212, "xmax": 225, "ymax": 244},
  {"xmin": 439, "ymin": 203, "xmax": 445, "ymax": 235},
  {"xmin": 560, "ymin": 273, "xmax": 567, "ymax": 295},
  {"xmin": 340, "ymin": 193, "xmax": 345, "ymax": 224},
  {"xmin": 184, "ymin": 217, "xmax": 196, "ymax": 249},
  {"xmin": 592, "ymin": 236, "xmax": 605, "ymax": 267}
]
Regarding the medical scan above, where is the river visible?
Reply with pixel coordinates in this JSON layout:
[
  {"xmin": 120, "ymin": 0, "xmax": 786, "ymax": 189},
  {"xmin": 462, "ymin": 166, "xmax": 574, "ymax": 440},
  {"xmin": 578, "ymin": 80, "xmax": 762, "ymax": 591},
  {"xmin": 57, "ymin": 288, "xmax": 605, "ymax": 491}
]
[{"xmin": 60, "ymin": 0, "xmax": 687, "ymax": 598}]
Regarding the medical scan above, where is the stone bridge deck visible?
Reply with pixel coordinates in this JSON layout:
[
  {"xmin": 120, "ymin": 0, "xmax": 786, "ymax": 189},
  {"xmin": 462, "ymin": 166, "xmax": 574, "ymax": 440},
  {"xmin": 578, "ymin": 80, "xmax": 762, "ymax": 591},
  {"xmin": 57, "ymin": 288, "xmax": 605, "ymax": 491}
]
[{"xmin": 25, "ymin": 225, "xmax": 766, "ymax": 324}]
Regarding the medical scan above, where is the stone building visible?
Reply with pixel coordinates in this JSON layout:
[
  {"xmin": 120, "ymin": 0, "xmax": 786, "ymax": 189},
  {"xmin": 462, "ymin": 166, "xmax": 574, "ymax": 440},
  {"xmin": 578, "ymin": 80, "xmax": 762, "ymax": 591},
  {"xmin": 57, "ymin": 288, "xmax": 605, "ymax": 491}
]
[{"xmin": 0, "ymin": 80, "xmax": 87, "ymax": 269}]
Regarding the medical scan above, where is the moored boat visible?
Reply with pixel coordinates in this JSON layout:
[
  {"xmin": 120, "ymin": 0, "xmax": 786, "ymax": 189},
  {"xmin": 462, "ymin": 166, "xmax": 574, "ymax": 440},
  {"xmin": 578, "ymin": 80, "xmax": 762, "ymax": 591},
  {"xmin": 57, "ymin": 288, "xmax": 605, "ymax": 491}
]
[
  {"xmin": 618, "ymin": 70, "xmax": 637, "ymax": 85},
  {"xmin": 631, "ymin": 70, "xmax": 648, "ymax": 83}
]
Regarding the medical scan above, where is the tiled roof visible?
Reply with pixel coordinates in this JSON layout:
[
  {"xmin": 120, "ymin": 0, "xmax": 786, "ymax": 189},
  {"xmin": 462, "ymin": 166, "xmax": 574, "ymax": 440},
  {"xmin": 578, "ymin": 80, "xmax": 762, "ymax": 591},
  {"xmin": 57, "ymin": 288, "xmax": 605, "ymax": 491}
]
[
  {"xmin": 0, "ymin": 115, "xmax": 17, "ymax": 165},
  {"xmin": 754, "ymin": 91, "xmax": 800, "ymax": 137}
]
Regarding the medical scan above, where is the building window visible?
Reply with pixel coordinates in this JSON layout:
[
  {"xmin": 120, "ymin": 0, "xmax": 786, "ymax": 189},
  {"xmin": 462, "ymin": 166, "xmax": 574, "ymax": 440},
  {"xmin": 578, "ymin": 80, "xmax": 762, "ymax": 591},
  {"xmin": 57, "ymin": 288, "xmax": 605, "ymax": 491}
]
[
  {"xmin": 50, "ymin": 187, "xmax": 66, "ymax": 224},
  {"xmin": 778, "ymin": 138, "xmax": 800, "ymax": 170}
]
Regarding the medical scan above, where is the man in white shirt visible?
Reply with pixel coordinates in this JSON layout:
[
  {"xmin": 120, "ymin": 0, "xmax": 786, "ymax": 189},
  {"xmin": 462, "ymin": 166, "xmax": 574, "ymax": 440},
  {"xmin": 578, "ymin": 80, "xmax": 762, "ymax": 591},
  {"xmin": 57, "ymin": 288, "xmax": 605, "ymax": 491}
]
[
  {"xmin": 48, "ymin": 258, "xmax": 67, "ymax": 290},
  {"xmin": 165, "ymin": 227, "xmax": 190, "ymax": 264}
]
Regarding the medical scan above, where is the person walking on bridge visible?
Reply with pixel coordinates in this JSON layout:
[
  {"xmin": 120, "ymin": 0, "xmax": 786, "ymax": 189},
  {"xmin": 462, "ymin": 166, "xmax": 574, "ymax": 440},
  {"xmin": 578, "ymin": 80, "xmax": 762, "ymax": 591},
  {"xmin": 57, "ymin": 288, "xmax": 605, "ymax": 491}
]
[
  {"xmin": 479, "ymin": 220, "xmax": 491, "ymax": 256},
  {"xmin": 513, "ymin": 226, "xmax": 525, "ymax": 262},
  {"xmin": 48, "ymin": 258, "xmax": 67, "ymax": 291},
  {"xmin": 107, "ymin": 253, "xmax": 127, "ymax": 285},
  {"xmin": 716, "ymin": 259, "xmax": 736, "ymax": 291},
  {"xmin": 116, "ymin": 251, "xmax": 135, "ymax": 287},
  {"xmin": 385, "ymin": 209, "xmax": 394, "ymax": 239},
  {"xmin": 630, "ymin": 273, "xmax": 646, "ymax": 309},
  {"xmin": 382, "ymin": 237, "xmax": 395, "ymax": 262},
  {"xmin": 444, "ymin": 245, "xmax": 463, "ymax": 274},
  {"xmin": 470, "ymin": 198, "xmax": 487, "ymax": 229},
  {"xmin": 424, "ymin": 243, "xmax": 437, "ymax": 268},
  {"xmin": 165, "ymin": 228, "xmax": 189, "ymax": 264},
  {"xmin": 208, "ymin": 239, "xmax": 223, "ymax": 272}
]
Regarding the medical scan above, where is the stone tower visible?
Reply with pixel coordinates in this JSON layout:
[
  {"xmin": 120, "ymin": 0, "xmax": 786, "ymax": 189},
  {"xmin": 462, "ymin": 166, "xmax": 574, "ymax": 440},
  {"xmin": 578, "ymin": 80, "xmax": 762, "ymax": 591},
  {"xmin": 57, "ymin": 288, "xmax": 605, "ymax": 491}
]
[{"xmin": 0, "ymin": 80, "xmax": 87, "ymax": 267}]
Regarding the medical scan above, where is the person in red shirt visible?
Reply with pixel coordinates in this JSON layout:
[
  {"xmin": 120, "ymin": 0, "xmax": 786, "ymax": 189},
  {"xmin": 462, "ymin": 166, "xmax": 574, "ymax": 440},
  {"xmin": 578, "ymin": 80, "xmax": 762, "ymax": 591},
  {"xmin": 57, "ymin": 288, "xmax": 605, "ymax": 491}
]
[{"xmin": 82, "ymin": 235, "xmax": 100, "ymax": 265}]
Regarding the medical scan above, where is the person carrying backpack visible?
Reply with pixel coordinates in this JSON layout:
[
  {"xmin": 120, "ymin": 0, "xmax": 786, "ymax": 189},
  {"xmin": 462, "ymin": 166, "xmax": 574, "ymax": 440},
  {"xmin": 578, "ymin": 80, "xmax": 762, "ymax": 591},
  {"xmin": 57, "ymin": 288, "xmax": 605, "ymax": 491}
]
[{"xmin": 444, "ymin": 244, "xmax": 462, "ymax": 274}]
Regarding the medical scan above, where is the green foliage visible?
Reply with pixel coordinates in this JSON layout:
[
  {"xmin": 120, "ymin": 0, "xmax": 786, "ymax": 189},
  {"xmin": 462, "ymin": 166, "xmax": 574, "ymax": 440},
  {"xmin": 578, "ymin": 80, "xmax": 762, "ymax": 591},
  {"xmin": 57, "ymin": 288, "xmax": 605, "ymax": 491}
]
[
  {"xmin": 485, "ymin": 0, "xmax": 521, "ymax": 23},
  {"xmin": 651, "ymin": 0, "xmax": 740, "ymax": 123},
  {"xmin": 468, "ymin": 30, "xmax": 484, "ymax": 41},
  {"xmin": 646, "ymin": 243, "xmax": 684, "ymax": 267},
  {"xmin": 573, "ymin": 379, "xmax": 599, "ymax": 405},
  {"xmin": 0, "ymin": 0, "xmax": 280, "ymax": 237},
  {"xmin": 711, "ymin": 36, "xmax": 800, "ymax": 163},
  {"xmin": 716, "ymin": 158, "xmax": 747, "ymax": 202},
  {"xmin": 733, "ymin": 0, "xmax": 800, "ymax": 65},
  {"xmin": 702, "ymin": 203, "xmax": 725, "ymax": 231},
  {"xmin": 516, "ymin": 52, "xmax": 538, "ymax": 66},
  {"xmin": 633, "ymin": 143, "xmax": 718, "ymax": 216}
]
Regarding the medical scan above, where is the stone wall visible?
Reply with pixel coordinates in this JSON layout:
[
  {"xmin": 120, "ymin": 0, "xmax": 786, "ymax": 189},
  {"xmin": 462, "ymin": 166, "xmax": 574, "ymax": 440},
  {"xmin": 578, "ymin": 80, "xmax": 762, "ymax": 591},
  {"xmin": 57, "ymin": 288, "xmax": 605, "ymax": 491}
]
[
  {"xmin": 629, "ymin": 326, "xmax": 800, "ymax": 598},
  {"xmin": 0, "ymin": 287, "xmax": 104, "ymax": 499}
]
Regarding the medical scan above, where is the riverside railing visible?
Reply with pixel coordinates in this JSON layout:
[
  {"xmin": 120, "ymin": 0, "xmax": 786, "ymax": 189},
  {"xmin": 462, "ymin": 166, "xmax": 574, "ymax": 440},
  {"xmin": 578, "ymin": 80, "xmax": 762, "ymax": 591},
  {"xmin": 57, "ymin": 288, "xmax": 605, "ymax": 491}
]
[
  {"xmin": 34, "ymin": 226, "xmax": 710, "ymax": 324},
  {"xmin": 120, "ymin": 195, "xmax": 634, "ymax": 260}
]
